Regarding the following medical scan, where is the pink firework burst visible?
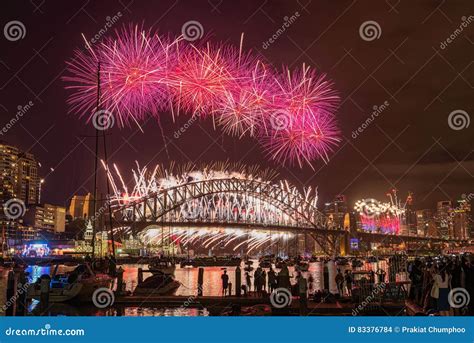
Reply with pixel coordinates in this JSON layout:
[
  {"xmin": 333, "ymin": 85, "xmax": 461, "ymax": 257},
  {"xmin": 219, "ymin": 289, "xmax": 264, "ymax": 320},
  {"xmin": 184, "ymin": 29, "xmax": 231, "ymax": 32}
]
[
  {"xmin": 261, "ymin": 65, "xmax": 341, "ymax": 167},
  {"xmin": 64, "ymin": 24, "xmax": 342, "ymax": 168},
  {"xmin": 275, "ymin": 64, "xmax": 340, "ymax": 118},
  {"xmin": 217, "ymin": 55, "xmax": 278, "ymax": 137},
  {"xmin": 262, "ymin": 111, "xmax": 340, "ymax": 168},
  {"xmin": 99, "ymin": 25, "xmax": 174, "ymax": 124},
  {"xmin": 63, "ymin": 45, "xmax": 102, "ymax": 118},
  {"xmin": 64, "ymin": 24, "xmax": 174, "ymax": 126},
  {"xmin": 168, "ymin": 43, "xmax": 236, "ymax": 117}
]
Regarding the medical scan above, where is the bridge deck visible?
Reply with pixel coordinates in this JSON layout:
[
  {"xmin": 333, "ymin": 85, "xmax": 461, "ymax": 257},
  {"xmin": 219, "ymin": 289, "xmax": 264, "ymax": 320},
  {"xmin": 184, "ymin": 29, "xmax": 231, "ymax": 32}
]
[{"xmin": 110, "ymin": 220, "xmax": 465, "ymax": 244}]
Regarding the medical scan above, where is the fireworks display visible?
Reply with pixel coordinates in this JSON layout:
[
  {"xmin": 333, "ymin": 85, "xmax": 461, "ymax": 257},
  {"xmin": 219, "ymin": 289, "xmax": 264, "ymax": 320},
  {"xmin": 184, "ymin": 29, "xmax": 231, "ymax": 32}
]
[
  {"xmin": 105, "ymin": 161, "xmax": 316, "ymax": 251},
  {"xmin": 64, "ymin": 24, "xmax": 341, "ymax": 168},
  {"xmin": 354, "ymin": 198, "xmax": 405, "ymax": 234},
  {"xmin": 139, "ymin": 227, "xmax": 294, "ymax": 255},
  {"xmin": 105, "ymin": 161, "xmax": 318, "ymax": 210}
]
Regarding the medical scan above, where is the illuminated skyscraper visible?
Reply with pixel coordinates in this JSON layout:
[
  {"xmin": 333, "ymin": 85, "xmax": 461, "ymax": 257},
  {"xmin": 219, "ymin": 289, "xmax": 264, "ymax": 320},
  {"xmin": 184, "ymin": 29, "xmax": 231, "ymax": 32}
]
[
  {"xmin": 452, "ymin": 198, "xmax": 471, "ymax": 239},
  {"xmin": 416, "ymin": 209, "xmax": 435, "ymax": 237},
  {"xmin": 0, "ymin": 141, "xmax": 41, "ymax": 206},
  {"xmin": 23, "ymin": 203, "xmax": 66, "ymax": 233},
  {"xmin": 323, "ymin": 194, "xmax": 348, "ymax": 229},
  {"xmin": 436, "ymin": 201, "xmax": 453, "ymax": 239}
]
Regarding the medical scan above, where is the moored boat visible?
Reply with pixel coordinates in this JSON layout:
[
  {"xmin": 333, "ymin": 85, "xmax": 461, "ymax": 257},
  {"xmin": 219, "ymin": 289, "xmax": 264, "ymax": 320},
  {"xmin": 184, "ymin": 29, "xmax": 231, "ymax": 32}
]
[
  {"xmin": 27, "ymin": 264, "xmax": 113, "ymax": 303},
  {"xmin": 133, "ymin": 272, "xmax": 180, "ymax": 295}
]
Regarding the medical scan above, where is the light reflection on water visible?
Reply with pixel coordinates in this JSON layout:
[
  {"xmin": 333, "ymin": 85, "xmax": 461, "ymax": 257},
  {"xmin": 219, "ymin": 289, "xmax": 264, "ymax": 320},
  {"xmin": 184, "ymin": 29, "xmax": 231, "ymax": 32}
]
[{"xmin": 1, "ymin": 260, "xmax": 399, "ymax": 316}]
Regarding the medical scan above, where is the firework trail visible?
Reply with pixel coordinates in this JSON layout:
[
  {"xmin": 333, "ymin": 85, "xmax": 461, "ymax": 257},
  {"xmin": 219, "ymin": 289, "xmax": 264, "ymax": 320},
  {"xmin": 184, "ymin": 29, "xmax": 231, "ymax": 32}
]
[{"xmin": 64, "ymin": 24, "xmax": 341, "ymax": 168}]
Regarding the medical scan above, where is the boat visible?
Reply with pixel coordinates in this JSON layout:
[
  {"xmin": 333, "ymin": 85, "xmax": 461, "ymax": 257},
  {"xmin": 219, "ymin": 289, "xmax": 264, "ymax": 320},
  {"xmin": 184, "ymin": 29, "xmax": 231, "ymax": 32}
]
[
  {"xmin": 133, "ymin": 271, "xmax": 180, "ymax": 295},
  {"xmin": 27, "ymin": 264, "xmax": 113, "ymax": 303},
  {"xmin": 148, "ymin": 260, "xmax": 175, "ymax": 275}
]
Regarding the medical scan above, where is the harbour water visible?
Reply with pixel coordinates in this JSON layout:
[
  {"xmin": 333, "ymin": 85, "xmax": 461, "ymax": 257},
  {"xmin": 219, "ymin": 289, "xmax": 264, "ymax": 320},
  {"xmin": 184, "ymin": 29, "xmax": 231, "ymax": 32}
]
[{"xmin": 1, "ymin": 259, "xmax": 403, "ymax": 316}]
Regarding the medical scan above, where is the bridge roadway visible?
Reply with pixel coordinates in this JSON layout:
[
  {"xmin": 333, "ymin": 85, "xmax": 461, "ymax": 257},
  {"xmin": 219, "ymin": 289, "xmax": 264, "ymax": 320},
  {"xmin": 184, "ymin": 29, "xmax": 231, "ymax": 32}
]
[{"xmin": 110, "ymin": 220, "xmax": 466, "ymax": 245}]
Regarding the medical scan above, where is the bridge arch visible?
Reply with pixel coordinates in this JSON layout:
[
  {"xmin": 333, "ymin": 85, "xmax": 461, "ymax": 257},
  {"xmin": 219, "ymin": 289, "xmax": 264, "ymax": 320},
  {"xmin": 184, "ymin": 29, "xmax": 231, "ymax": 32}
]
[{"xmin": 113, "ymin": 177, "xmax": 331, "ymax": 230}]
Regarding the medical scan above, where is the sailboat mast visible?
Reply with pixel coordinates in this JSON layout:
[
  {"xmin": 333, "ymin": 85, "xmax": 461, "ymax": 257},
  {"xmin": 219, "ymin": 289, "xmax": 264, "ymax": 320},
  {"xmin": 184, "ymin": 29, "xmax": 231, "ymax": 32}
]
[{"xmin": 91, "ymin": 61, "xmax": 101, "ymax": 258}]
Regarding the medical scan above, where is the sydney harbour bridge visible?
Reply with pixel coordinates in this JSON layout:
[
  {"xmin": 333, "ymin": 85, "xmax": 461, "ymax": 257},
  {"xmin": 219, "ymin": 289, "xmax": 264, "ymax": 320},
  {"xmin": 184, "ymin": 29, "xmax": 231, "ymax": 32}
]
[{"xmin": 105, "ymin": 165, "xmax": 466, "ymax": 256}]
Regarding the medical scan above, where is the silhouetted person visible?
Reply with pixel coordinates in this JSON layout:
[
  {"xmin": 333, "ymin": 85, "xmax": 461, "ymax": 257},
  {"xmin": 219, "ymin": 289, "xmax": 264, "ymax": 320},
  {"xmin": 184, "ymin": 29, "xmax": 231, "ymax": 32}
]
[
  {"xmin": 277, "ymin": 263, "xmax": 290, "ymax": 290},
  {"xmin": 245, "ymin": 272, "xmax": 252, "ymax": 295},
  {"xmin": 261, "ymin": 269, "xmax": 267, "ymax": 292},
  {"xmin": 221, "ymin": 270, "xmax": 229, "ymax": 296},
  {"xmin": 268, "ymin": 268, "xmax": 276, "ymax": 292},
  {"xmin": 344, "ymin": 270, "xmax": 353, "ymax": 296}
]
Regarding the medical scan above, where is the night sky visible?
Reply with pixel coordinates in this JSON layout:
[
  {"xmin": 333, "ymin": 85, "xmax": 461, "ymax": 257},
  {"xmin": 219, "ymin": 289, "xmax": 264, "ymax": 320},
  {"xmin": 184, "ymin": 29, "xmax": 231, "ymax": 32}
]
[{"xmin": 1, "ymin": 0, "xmax": 473, "ymax": 210}]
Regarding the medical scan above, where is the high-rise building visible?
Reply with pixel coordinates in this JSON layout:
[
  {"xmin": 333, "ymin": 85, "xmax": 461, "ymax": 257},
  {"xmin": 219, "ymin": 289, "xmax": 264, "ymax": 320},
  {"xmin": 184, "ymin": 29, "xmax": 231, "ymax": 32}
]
[
  {"xmin": 452, "ymin": 199, "xmax": 471, "ymax": 239},
  {"xmin": 436, "ymin": 201, "xmax": 453, "ymax": 239},
  {"xmin": 323, "ymin": 194, "xmax": 348, "ymax": 229},
  {"xmin": 23, "ymin": 203, "xmax": 66, "ymax": 233},
  {"xmin": 416, "ymin": 209, "xmax": 435, "ymax": 237},
  {"xmin": 405, "ymin": 193, "xmax": 417, "ymax": 236},
  {"xmin": 17, "ymin": 151, "xmax": 40, "ymax": 204},
  {"xmin": 0, "ymin": 142, "xmax": 19, "ymax": 203},
  {"xmin": 0, "ymin": 141, "xmax": 41, "ymax": 206}
]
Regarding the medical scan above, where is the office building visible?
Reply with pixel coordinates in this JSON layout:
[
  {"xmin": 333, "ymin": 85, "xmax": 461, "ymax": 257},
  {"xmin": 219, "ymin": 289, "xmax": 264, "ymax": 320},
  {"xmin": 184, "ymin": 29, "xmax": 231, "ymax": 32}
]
[
  {"xmin": 23, "ymin": 203, "xmax": 66, "ymax": 233},
  {"xmin": 0, "ymin": 141, "xmax": 41, "ymax": 206}
]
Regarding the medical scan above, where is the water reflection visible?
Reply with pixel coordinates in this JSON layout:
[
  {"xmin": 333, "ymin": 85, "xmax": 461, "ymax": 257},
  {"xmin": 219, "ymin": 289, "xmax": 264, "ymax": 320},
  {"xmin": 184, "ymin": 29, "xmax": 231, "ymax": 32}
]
[{"xmin": 1, "ymin": 259, "xmax": 402, "ymax": 316}]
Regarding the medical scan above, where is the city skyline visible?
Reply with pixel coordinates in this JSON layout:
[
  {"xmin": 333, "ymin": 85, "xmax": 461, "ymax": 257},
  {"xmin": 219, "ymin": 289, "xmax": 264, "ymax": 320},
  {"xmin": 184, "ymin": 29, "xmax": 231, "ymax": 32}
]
[
  {"xmin": 0, "ymin": 139, "xmax": 471, "ymax": 216},
  {"xmin": 0, "ymin": 1, "xmax": 472, "ymax": 210},
  {"xmin": 1, "ymin": 140, "xmax": 471, "ymax": 243}
]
